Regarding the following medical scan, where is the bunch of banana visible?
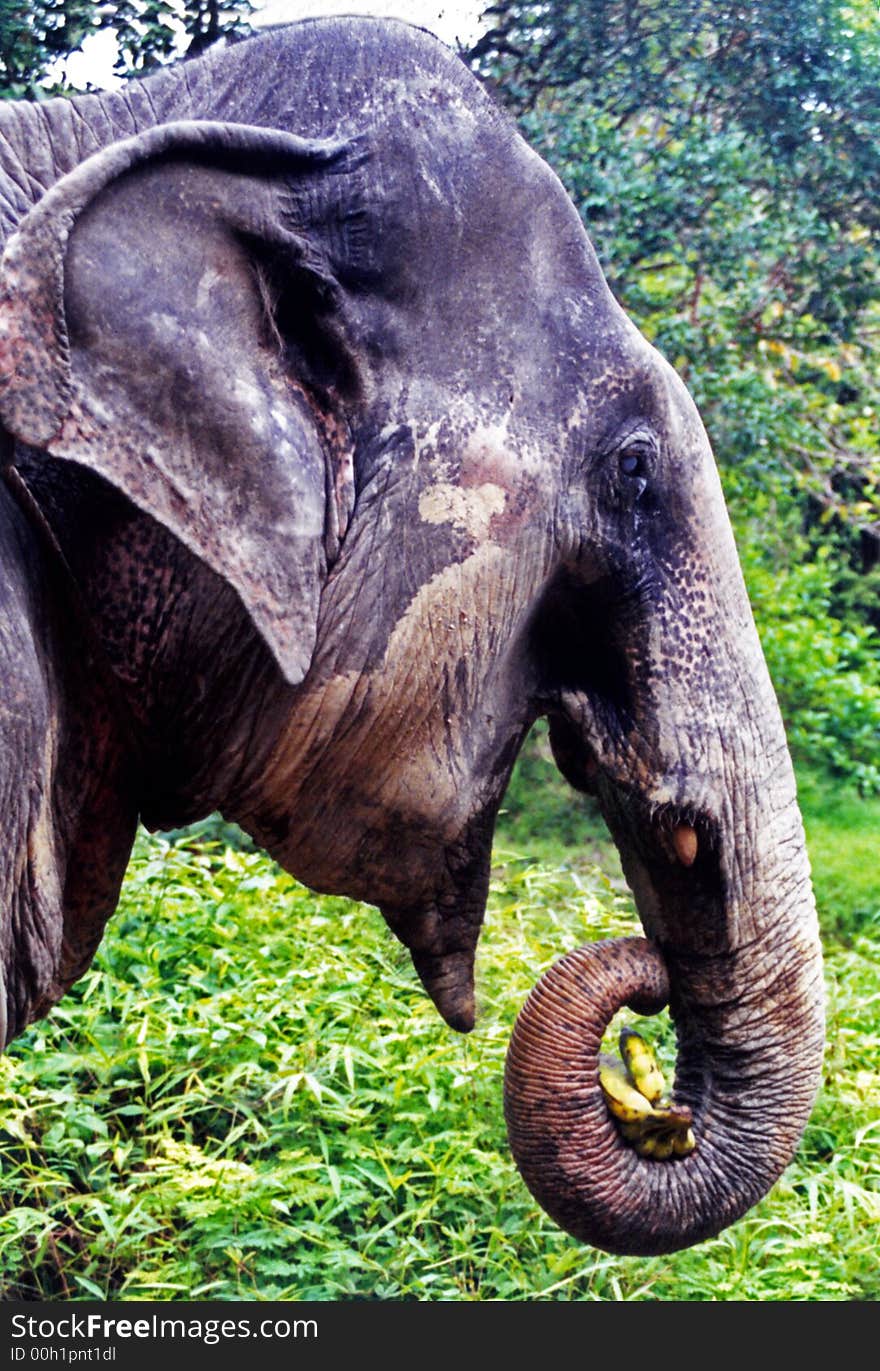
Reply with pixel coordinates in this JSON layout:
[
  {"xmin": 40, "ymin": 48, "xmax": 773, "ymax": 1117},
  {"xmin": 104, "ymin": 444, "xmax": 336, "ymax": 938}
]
[{"xmin": 598, "ymin": 1027, "xmax": 696, "ymax": 1160}]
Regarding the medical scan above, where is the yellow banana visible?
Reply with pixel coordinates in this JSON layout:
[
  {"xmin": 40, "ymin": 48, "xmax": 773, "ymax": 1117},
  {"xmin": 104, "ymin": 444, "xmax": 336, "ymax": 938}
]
[
  {"xmin": 645, "ymin": 1101, "xmax": 693, "ymax": 1131},
  {"xmin": 619, "ymin": 1026, "xmax": 665, "ymax": 1105},
  {"xmin": 634, "ymin": 1123, "xmax": 695, "ymax": 1161},
  {"xmin": 672, "ymin": 1127, "xmax": 696, "ymax": 1157},
  {"xmin": 601, "ymin": 1039, "xmax": 697, "ymax": 1161},
  {"xmin": 598, "ymin": 1054, "xmax": 655, "ymax": 1123}
]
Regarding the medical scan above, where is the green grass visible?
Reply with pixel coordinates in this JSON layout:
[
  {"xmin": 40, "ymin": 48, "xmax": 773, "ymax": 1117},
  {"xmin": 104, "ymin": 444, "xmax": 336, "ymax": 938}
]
[
  {"xmin": 500, "ymin": 723, "xmax": 880, "ymax": 942},
  {"xmin": 797, "ymin": 767, "xmax": 880, "ymax": 941},
  {"xmin": 0, "ymin": 748, "xmax": 877, "ymax": 1300}
]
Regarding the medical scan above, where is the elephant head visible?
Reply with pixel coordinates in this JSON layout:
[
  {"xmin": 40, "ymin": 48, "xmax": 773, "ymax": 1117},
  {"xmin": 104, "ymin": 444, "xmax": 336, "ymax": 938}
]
[{"xmin": 0, "ymin": 19, "xmax": 823, "ymax": 1254}]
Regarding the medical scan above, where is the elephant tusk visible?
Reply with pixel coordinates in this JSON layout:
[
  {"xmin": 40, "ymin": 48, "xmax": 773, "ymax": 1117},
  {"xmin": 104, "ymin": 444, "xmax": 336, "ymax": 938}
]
[{"xmin": 673, "ymin": 823, "xmax": 698, "ymax": 867}]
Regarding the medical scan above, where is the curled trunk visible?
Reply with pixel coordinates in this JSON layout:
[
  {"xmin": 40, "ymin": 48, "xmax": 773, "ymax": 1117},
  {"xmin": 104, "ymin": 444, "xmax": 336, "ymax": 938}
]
[
  {"xmin": 510, "ymin": 428, "xmax": 828, "ymax": 1254},
  {"xmin": 505, "ymin": 931, "xmax": 825, "ymax": 1255}
]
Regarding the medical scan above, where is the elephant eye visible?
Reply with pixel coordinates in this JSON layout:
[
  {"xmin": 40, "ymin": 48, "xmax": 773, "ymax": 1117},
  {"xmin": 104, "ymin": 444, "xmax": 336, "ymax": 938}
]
[{"xmin": 618, "ymin": 443, "xmax": 652, "ymax": 500}]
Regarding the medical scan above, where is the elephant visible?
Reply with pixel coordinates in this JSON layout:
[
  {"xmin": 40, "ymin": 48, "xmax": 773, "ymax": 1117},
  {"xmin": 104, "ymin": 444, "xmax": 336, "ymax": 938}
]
[{"xmin": 0, "ymin": 16, "xmax": 824, "ymax": 1257}]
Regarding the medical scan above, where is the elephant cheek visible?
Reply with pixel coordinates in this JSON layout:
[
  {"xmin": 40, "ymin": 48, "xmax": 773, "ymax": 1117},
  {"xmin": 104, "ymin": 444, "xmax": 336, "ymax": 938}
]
[{"xmin": 255, "ymin": 545, "xmax": 524, "ymax": 864}]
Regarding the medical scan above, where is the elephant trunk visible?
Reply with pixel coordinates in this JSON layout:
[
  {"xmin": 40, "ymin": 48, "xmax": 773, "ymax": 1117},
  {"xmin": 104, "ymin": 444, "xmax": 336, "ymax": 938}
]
[{"xmin": 504, "ymin": 760, "xmax": 825, "ymax": 1255}]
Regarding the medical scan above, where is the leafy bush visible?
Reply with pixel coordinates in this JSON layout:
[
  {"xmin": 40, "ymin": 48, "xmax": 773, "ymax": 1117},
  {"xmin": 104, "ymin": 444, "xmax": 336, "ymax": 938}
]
[
  {"xmin": 0, "ymin": 829, "xmax": 877, "ymax": 1300},
  {"xmin": 472, "ymin": 0, "xmax": 880, "ymax": 790},
  {"xmin": 739, "ymin": 537, "xmax": 880, "ymax": 793}
]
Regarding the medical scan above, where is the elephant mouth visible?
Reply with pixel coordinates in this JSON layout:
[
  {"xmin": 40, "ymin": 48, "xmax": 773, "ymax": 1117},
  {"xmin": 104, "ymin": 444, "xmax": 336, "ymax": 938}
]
[
  {"xmin": 546, "ymin": 707, "xmax": 728, "ymax": 948},
  {"xmin": 547, "ymin": 742, "xmax": 739, "ymax": 1104},
  {"xmin": 595, "ymin": 781, "xmax": 730, "ymax": 961}
]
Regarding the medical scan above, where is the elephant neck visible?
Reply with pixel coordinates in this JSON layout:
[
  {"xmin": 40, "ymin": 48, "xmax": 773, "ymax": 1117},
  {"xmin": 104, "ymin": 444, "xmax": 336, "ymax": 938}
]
[{"xmin": 6, "ymin": 452, "xmax": 292, "ymax": 830}]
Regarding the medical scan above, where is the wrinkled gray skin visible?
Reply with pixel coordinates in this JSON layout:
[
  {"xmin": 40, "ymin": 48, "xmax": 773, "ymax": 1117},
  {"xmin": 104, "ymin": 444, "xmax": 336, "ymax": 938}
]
[{"xmin": 0, "ymin": 18, "xmax": 823, "ymax": 1255}]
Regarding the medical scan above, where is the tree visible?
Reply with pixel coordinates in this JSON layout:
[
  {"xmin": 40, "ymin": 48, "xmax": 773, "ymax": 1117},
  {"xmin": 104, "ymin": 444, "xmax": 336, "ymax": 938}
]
[
  {"xmin": 0, "ymin": 1, "xmax": 98, "ymax": 96},
  {"xmin": 469, "ymin": 0, "xmax": 880, "ymax": 787},
  {"xmin": 469, "ymin": 1, "xmax": 880, "ymax": 327},
  {"xmin": 108, "ymin": 1, "xmax": 254, "ymax": 77},
  {"xmin": 0, "ymin": 0, "xmax": 254, "ymax": 98}
]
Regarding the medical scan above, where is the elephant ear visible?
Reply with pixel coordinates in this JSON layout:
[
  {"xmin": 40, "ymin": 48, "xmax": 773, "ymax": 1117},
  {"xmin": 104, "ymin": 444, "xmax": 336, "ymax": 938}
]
[{"xmin": 0, "ymin": 121, "xmax": 363, "ymax": 685}]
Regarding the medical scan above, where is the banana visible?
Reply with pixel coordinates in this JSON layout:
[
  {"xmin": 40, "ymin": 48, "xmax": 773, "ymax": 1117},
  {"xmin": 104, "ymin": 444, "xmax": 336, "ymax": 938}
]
[
  {"xmin": 619, "ymin": 1026, "xmax": 665, "ymax": 1105},
  {"xmin": 633, "ymin": 1122, "xmax": 695, "ymax": 1160},
  {"xmin": 598, "ymin": 1054, "xmax": 656, "ymax": 1123},
  {"xmin": 600, "ymin": 1036, "xmax": 697, "ymax": 1162},
  {"xmin": 672, "ymin": 1127, "xmax": 696, "ymax": 1157},
  {"xmin": 645, "ymin": 1101, "xmax": 693, "ymax": 1131}
]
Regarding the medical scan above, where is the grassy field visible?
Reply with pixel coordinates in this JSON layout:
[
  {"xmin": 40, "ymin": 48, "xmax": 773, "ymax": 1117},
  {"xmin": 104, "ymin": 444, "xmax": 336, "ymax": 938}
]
[{"xmin": 0, "ymin": 737, "xmax": 877, "ymax": 1301}]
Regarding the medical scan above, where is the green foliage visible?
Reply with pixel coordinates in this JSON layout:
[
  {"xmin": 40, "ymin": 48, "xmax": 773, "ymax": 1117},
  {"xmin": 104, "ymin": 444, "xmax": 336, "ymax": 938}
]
[
  {"xmin": 797, "ymin": 769, "xmax": 880, "ymax": 941},
  {"xmin": 0, "ymin": 821, "xmax": 876, "ymax": 1300},
  {"xmin": 741, "ymin": 540, "xmax": 880, "ymax": 792},
  {"xmin": 471, "ymin": 0, "xmax": 880, "ymax": 789},
  {"xmin": 474, "ymin": 1, "xmax": 880, "ymax": 262},
  {"xmin": 0, "ymin": 0, "xmax": 254, "ymax": 97},
  {"xmin": 0, "ymin": 1, "xmax": 99, "ymax": 96}
]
